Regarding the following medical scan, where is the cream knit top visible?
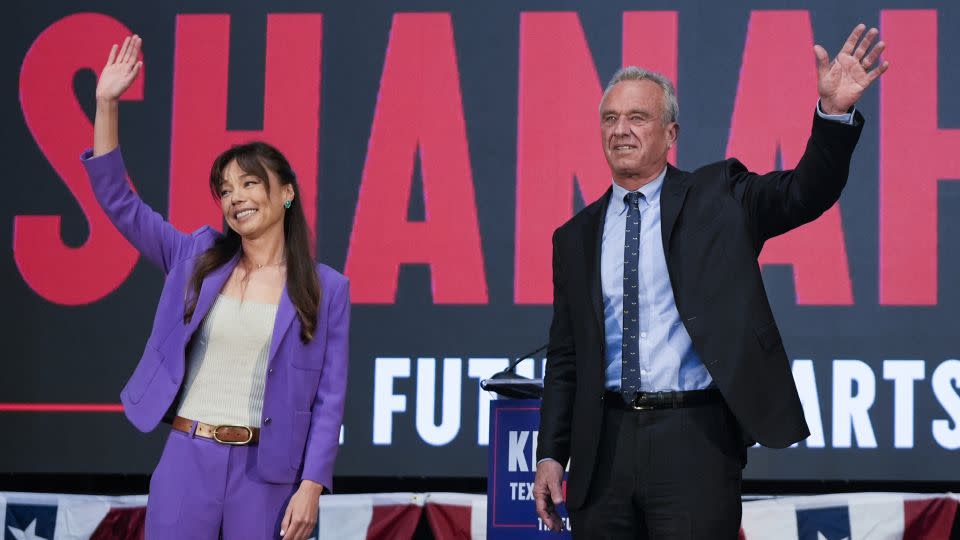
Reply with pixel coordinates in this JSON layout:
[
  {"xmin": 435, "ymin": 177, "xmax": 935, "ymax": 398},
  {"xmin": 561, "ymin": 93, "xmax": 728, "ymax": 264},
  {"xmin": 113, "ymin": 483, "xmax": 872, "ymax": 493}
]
[{"xmin": 176, "ymin": 295, "xmax": 277, "ymax": 427}]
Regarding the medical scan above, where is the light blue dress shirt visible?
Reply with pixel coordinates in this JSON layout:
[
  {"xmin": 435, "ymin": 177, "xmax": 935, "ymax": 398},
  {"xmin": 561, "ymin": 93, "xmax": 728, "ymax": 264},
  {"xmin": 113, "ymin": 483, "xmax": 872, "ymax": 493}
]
[{"xmin": 601, "ymin": 169, "xmax": 712, "ymax": 391}]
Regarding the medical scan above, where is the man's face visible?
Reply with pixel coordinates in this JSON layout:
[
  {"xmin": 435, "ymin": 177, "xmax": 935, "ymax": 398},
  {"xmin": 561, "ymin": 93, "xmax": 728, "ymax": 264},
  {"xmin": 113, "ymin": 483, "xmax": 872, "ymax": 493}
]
[{"xmin": 599, "ymin": 79, "xmax": 677, "ymax": 182}]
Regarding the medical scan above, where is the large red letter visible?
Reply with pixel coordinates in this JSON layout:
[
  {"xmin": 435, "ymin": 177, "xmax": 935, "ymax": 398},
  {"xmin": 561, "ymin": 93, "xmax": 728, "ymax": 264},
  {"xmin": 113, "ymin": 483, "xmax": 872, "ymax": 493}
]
[
  {"xmin": 515, "ymin": 12, "xmax": 678, "ymax": 304},
  {"xmin": 169, "ymin": 14, "xmax": 321, "ymax": 234},
  {"xmin": 726, "ymin": 11, "xmax": 852, "ymax": 305},
  {"xmin": 879, "ymin": 10, "xmax": 959, "ymax": 305},
  {"xmin": 15, "ymin": 14, "xmax": 142, "ymax": 305},
  {"xmin": 344, "ymin": 14, "xmax": 488, "ymax": 304}
]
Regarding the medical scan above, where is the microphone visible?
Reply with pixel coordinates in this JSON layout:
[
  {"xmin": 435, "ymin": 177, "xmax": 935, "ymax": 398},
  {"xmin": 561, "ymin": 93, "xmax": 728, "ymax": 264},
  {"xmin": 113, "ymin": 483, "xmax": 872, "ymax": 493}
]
[
  {"xmin": 480, "ymin": 343, "xmax": 548, "ymax": 399},
  {"xmin": 489, "ymin": 343, "xmax": 548, "ymax": 379}
]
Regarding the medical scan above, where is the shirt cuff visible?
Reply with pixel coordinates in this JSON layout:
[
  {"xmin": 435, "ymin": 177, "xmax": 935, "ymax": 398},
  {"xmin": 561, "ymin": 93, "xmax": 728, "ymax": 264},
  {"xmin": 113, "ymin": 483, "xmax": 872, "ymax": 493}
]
[
  {"xmin": 537, "ymin": 457, "xmax": 559, "ymax": 467},
  {"xmin": 816, "ymin": 100, "xmax": 855, "ymax": 125}
]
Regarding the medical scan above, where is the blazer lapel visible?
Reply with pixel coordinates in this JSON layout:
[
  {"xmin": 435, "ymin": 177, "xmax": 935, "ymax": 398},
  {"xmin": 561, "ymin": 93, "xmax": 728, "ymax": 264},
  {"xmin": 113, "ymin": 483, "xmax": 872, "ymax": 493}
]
[
  {"xmin": 186, "ymin": 252, "xmax": 240, "ymax": 336},
  {"xmin": 660, "ymin": 164, "xmax": 688, "ymax": 258},
  {"xmin": 186, "ymin": 250, "xmax": 297, "ymax": 367},
  {"xmin": 583, "ymin": 188, "xmax": 612, "ymax": 334},
  {"xmin": 267, "ymin": 286, "xmax": 296, "ymax": 368}
]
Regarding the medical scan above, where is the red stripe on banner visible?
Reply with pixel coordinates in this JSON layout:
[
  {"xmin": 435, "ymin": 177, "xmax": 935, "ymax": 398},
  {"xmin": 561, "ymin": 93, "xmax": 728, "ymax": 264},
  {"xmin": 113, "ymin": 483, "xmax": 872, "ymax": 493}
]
[
  {"xmin": 90, "ymin": 506, "xmax": 146, "ymax": 540},
  {"xmin": 903, "ymin": 497, "xmax": 958, "ymax": 540},
  {"xmin": 425, "ymin": 503, "xmax": 471, "ymax": 539},
  {"xmin": 366, "ymin": 503, "xmax": 423, "ymax": 540},
  {"xmin": 0, "ymin": 403, "xmax": 124, "ymax": 412}
]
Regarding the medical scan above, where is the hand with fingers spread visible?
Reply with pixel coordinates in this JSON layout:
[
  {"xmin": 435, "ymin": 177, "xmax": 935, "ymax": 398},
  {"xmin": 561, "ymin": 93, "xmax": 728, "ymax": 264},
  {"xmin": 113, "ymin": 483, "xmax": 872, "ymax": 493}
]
[
  {"xmin": 96, "ymin": 35, "xmax": 143, "ymax": 104},
  {"xmin": 814, "ymin": 23, "xmax": 890, "ymax": 115},
  {"xmin": 93, "ymin": 35, "xmax": 143, "ymax": 155},
  {"xmin": 534, "ymin": 459, "xmax": 566, "ymax": 532}
]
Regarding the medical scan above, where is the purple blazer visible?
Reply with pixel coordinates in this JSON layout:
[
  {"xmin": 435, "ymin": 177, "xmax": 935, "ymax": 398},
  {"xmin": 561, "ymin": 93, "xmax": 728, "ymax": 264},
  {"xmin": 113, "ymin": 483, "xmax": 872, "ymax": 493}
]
[{"xmin": 82, "ymin": 148, "xmax": 349, "ymax": 490}]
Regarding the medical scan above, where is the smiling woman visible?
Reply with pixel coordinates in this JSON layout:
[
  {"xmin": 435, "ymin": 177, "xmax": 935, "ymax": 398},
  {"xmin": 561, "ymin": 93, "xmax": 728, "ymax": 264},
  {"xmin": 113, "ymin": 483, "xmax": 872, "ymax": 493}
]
[
  {"xmin": 82, "ymin": 34, "xmax": 350, "ymax": 540},
  {"xmin": 183, "ymin": 142, "xmax": 321, "ymax": 345},
  {"xmin": 215, "ymin": 148, "xmax": 293, "ymax": 239}
]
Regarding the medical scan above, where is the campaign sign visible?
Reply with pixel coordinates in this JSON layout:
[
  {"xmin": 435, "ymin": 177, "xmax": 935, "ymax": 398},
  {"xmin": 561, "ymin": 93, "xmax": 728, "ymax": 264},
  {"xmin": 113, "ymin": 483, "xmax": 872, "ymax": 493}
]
[{"xmin": 487, "ymin": 399, "xmax": 571, "ymax": 538}]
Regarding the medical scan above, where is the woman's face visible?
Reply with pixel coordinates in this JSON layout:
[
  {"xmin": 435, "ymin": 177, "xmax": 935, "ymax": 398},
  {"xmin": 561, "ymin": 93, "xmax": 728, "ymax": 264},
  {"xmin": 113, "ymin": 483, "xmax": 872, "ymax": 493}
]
[{"xmin": 217, "ymin": 159, "xmax": 294, "ymax": 240}]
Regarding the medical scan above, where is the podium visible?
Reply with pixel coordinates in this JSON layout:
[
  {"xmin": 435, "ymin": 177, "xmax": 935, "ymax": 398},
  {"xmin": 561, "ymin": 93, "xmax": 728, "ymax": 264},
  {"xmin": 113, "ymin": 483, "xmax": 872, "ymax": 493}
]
[{"xmin": 483, "ymin": 376, "xmax": 572, "ymax": 538}]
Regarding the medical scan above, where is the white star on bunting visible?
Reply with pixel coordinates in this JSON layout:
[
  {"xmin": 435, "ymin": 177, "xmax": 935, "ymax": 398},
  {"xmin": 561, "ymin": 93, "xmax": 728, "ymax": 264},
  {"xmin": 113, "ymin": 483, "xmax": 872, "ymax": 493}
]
[{"xmin": 8, "ymin": 519, "xmax": 50, "ymax": 540}]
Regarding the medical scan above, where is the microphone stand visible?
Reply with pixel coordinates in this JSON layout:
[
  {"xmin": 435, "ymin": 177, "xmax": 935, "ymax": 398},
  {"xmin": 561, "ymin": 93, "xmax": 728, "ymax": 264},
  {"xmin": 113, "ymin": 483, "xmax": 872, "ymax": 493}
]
[{"xmin": 480, "ymin": 343, "xmax": 549, "ymax": 399}]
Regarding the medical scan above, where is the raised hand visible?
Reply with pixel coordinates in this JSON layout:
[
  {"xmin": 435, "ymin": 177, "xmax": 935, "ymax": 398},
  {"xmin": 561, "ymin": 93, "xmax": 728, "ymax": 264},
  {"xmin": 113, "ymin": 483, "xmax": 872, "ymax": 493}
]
[
  {"xmin": 814, "ymin": 24, "xmax": 889, "ymax": 115},
  {"xmin": 96, "ymin": 35, "xmax": 142, "ymax": 103}
]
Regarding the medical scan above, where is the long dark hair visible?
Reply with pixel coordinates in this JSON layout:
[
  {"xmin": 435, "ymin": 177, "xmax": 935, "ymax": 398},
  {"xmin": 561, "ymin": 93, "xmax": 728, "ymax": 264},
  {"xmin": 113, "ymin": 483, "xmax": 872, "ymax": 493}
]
[{"xmin": 183, "ymin": 141, "xmax": 321, "ymax": 343}]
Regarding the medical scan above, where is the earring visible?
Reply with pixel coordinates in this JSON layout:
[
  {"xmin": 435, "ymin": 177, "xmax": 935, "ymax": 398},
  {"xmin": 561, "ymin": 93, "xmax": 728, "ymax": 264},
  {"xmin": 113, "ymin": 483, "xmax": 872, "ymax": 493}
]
[{"xmin": 283, "ymin": 200, "xmax": 292, "ymax": 209}]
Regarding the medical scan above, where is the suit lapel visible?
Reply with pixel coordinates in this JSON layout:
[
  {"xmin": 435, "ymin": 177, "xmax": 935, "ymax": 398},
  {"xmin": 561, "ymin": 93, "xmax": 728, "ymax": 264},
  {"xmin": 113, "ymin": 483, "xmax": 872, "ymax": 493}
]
[
  {"xmin": 584, "ymin": 188, "xmax": 612, "ymax": 334},
  {"xmin": 186, "ymin": 252, "xmax": 239, "ymax": 336},
  {"xmin": 267, "ymin": 286, "xmax": 297, "ymax": 368},
  {"xmin": 660, "ymin": 164, "xmax": 688, "ymax": 258},
  {"xmin": 188, "ymin": 251, "xmax": 298, "ymax": 366}
]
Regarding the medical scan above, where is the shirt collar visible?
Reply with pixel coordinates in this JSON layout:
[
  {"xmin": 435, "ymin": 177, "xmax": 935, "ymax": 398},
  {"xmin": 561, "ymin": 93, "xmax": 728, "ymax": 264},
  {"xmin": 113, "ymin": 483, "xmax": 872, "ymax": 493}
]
[{"xmin": 610, "ymin": 166, "xmax": 667, "ymax": 215}]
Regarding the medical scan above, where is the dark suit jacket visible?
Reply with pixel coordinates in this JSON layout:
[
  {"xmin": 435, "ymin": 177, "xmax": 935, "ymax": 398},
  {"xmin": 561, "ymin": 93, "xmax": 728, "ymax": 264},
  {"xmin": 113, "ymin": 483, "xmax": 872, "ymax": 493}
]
[{"xmin": 537, "ymin": 111, "xmax": 864, "ymax": 510}]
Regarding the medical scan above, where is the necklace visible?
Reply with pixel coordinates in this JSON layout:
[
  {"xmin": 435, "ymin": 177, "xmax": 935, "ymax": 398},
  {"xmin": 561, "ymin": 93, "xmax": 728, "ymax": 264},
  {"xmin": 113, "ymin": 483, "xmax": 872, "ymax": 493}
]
[
  {"xmin": 254, "ymin": 258, "xmax": 286, "ymax": 269},
  {"xmin": 234, "ymin": 252, "xmax": 285, "ymax": 300},
  {"xmin": 243, "ymin": 251, "xmax": 286, "ymax": 271}
]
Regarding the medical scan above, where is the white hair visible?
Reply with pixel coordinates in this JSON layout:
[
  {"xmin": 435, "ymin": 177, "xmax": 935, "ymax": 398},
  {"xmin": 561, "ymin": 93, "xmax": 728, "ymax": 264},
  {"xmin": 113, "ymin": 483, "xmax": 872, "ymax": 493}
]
[{"xmin": 600, "ymin": 66, "xmax": 678, "ymax": 124}]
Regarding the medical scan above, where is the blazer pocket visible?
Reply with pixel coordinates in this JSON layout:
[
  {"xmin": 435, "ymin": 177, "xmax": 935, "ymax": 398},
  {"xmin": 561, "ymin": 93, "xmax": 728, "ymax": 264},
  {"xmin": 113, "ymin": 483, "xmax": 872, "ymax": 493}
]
[
  {"xmin": 289, "ymin": 410, "xmax": 312, "ymax": 469},
  {"xmin": 290, "ymin": 336, "xmax": 327, "ymax": 371},
  {"xmin": 124, "ymin": 345, "xmax": 164, "ymax": 404},
  {"xmin": 753, "ymin": 321, "xmax": 782, "ymax": 351}
]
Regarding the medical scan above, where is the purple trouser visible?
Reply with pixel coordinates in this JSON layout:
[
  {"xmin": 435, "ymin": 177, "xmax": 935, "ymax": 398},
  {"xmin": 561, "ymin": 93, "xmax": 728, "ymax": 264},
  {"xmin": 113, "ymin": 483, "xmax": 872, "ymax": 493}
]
[{"xmin": 146, "ymin": 426, "xmax": 297, "ymax": 539}]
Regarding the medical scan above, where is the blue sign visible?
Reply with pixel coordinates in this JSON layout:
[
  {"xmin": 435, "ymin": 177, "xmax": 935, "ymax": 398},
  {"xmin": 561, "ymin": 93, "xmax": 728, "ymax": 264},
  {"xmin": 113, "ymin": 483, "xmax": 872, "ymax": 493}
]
[{"xmin": 487, "ymin": 399, "xmax": 571, "ymax": 538}]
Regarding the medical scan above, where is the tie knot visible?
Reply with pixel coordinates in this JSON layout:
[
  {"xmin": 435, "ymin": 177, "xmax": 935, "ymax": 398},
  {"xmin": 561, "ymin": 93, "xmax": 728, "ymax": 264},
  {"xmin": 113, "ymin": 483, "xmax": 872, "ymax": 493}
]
[{"xmin": 624, "ymin": 191, "xmax": 642, "ymax": 208}]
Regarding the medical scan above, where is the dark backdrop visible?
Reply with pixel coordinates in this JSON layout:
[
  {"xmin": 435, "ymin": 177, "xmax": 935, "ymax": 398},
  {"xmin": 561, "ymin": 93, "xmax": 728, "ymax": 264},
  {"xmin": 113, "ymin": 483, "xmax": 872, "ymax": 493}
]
[{"xmin": 4, "ymin": 0, "xmax": 959, "ymax": 482}]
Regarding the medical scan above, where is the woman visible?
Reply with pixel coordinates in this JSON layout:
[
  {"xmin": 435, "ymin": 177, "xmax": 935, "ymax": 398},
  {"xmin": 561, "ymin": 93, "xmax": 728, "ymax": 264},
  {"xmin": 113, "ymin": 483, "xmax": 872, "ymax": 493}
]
[{"xmin": 83, "ymin": 35, "xmax": 349, "ymax": 540}]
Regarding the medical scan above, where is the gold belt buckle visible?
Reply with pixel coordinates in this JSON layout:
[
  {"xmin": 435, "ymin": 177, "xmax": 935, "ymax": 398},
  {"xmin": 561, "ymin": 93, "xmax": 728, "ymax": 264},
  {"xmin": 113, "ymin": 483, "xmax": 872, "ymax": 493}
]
[{"xmin": 213, "ymin": 424, "xmax": 254, "ymax": 445}]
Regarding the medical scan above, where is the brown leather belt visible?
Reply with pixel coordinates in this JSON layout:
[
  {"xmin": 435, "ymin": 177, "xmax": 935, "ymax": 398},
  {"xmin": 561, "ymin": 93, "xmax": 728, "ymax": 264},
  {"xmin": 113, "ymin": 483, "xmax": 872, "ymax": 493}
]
[
  {"xmin": 171, "ymin": 416, "xmax": 260, "ymax": 445},
  {"xmin": 604, "ymin": 389, "xmax": 722, "ymax": 411}
]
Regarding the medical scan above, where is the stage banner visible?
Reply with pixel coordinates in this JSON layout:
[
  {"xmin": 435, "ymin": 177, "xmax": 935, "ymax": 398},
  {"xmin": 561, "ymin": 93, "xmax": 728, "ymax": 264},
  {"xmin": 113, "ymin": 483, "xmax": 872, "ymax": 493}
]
[
  {"xmin": 487, "ymin": 399, "xmax": 571, "ymax": 538},
  {"xmin": 4, "ymin": 0, "xmax": 960, "ymax": 482}
]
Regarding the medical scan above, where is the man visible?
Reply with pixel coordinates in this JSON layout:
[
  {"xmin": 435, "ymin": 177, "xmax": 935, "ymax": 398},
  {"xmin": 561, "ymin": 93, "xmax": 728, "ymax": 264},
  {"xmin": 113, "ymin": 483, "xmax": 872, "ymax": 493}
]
[{"xmin": 534, "ymin": 24, "xmax": 888, "ymax": 539}]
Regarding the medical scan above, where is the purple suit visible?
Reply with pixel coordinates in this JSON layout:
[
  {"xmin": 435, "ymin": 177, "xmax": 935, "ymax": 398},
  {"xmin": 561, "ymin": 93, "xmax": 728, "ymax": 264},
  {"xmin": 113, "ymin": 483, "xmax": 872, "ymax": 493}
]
[{"xmin": 82, "ymin": 147, "xmax": 349, "ymax": 493}]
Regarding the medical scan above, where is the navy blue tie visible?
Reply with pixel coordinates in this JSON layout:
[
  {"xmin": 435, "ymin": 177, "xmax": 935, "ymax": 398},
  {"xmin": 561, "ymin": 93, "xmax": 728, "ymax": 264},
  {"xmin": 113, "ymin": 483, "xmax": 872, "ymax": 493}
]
[{"xmin": 621, "ymin": 192, "xmax": 643, "ymax": 402}]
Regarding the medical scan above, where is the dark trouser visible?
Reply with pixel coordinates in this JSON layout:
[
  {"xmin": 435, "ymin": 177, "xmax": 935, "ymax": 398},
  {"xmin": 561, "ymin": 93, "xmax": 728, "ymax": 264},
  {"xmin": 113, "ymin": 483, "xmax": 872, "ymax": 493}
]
[{"xmin": 569, "ymin": 400, "xmax": 746, "ymax": 540}]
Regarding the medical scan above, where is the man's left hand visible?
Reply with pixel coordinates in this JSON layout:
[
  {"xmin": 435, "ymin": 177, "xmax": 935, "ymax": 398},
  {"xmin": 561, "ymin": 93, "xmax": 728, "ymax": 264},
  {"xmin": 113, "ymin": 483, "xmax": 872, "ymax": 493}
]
[
  {"xmin": 280, "ymin": 479, "xmax": 323, "ymax": 540},
  {"xmin": 815, "ymin": 23, "xmax": 890, "ymax": 114}
]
